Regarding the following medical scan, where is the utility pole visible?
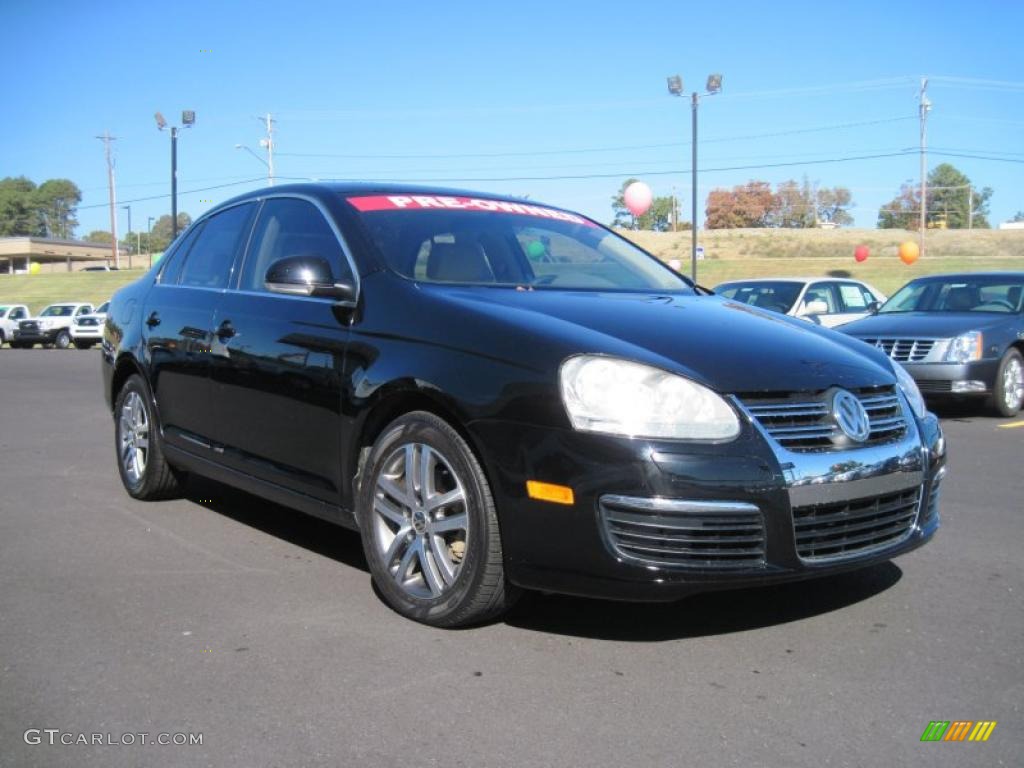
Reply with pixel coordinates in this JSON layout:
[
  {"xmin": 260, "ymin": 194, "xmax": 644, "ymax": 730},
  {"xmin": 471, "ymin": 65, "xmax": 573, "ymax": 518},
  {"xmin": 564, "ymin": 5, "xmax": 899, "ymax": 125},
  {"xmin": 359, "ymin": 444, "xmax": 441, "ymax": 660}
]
[
  {"xmin": 261, "ymin": 112, "xmax": 275, "ymax": 186},
  {"xmin": 968, "ymin": 187, "xmax": 974, "ymax": 230},
  {"xmin": 97, "ymin": 132, "xmax": 120, "ymax": 269},
  {"xmin": 691, "ymin": 91, "xmax": 699, "ymax": 281},
  {"xmin": 918, "ymin": 77, "xmax": 931, "ymax": 254},
  {"xmin": 122, "ymin": 204, "xmax": 132, "ymax": 269}
]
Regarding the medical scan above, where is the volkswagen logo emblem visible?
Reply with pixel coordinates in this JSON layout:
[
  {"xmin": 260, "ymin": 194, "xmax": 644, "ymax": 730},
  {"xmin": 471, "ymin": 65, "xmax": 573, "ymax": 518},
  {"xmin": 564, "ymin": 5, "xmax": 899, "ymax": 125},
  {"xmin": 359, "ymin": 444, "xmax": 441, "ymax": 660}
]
[{"xmin": 832, "ymin": 389, "xmax": 871, "ymax": 442}]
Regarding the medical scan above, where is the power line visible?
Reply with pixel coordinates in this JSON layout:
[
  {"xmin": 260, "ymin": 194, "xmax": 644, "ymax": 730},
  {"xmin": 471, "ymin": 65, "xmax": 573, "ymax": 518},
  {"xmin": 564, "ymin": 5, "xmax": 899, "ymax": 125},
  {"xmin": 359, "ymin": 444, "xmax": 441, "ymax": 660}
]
[
  {"xmin": 76, "ymin": 177, "xmax": 267, "ymax": 210},
  {"xmin": 276, "ymin": 116, "xmax": 916, "ymax": 160}
]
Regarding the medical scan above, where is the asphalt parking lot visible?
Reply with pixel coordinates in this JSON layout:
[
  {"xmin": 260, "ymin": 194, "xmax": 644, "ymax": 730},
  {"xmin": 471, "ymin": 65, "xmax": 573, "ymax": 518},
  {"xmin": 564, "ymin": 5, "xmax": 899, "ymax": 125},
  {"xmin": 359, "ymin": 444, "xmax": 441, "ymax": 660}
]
[{"xmin": 1, "ymin": 349, "xmax": 1021, "ymax": 768}]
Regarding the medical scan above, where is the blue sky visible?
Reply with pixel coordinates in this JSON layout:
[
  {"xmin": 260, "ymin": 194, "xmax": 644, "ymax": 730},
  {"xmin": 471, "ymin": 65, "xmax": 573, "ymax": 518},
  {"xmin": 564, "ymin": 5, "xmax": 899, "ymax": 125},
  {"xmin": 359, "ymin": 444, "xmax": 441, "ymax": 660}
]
[{"xmin": 3, "ymin": 0, "xmax": 1023, "ymax": 237}]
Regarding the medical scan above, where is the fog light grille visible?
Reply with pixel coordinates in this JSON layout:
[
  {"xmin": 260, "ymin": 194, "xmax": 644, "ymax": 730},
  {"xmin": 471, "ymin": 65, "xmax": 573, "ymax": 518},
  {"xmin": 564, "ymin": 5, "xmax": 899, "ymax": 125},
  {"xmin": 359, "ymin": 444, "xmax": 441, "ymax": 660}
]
[
  {"xmin": 599, "ymin": 495, "xmax": 765, "ymax": 569},
  {"xmin": 793, "ymin": 488, "xmax": 920, "ymax": 561}
]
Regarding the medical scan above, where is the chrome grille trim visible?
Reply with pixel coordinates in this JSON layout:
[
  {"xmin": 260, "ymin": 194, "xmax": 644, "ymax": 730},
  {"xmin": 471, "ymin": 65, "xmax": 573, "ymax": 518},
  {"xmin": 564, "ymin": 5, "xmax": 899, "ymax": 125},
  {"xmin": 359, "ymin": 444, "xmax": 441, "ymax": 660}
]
[
  {"xmin": 740, "ymin": 387, "xmax": 907, "ymax": 451},
  {"xmin": 859, "ymin": 337, "xmax": 943, "ymax": 363},
  {"xmin": 792, "ymin": 487, "xmax": 922, "ymax": 562},
  {"xmin": 599, "ymin": 495, "xmax": 765, "ymax": 569}
]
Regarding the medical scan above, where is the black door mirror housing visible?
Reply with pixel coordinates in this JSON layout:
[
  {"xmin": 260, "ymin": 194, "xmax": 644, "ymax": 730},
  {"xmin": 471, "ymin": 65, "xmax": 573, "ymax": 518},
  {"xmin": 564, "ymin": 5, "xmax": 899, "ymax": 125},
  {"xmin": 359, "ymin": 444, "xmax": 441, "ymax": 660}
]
[
  {"xmin": 866, "ymin": 300, "xmax": 881, "ymax": 315},
  {"xmin": 264, "ymin": 255, "xmax": 357, "ymax": 303}
]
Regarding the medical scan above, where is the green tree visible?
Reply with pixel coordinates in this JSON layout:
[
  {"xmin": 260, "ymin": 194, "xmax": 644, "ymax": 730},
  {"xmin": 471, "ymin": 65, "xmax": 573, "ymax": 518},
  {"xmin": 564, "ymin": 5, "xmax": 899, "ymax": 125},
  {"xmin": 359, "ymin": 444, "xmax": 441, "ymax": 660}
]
[
  {"xmin": 85, "ymin": 230, "xmax": 113, "ymax": 244},
  {"xmin": 1011, "ymin": 211, "xmax": 1024, "ymax": 223},
  {"xmin": 878, "ymin": 183, "xmax": 920, "ymax": 229},
  {"xmin": 773, "ymin": 179, "xmax": 814, "ymax": 227},
  {"xmin": 610, "ymin": 179, "xmax": 679, "ymax": 231},
  {"xmin": 149, "ymin": 213, "xmax": 193, "ymax": 252},
  {"xmin": 0, "ymin": 177, "xmax": 39, "ymax": 236},
  {"xmin": 928, "ymin": 163, "xmax": 991, "ymax": 228},
  {"xmin": 34, "ymin": 179, "xmax": 82, "ymax": 238},
  {"xmin": 816, "ymin": 186, "xmax": 854, "ymax": 226}
]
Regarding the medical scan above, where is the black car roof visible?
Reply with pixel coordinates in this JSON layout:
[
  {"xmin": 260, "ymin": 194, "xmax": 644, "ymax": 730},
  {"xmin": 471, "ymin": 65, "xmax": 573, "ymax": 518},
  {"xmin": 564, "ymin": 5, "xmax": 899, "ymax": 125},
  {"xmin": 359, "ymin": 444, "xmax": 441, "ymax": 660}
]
[
  {"xmin": 213, "ymin": 182, "xmax": 563, "ymax": 215},
  {"xmin": 905, "ymin": 271, "xmax": 1024, "ymax": 282}
]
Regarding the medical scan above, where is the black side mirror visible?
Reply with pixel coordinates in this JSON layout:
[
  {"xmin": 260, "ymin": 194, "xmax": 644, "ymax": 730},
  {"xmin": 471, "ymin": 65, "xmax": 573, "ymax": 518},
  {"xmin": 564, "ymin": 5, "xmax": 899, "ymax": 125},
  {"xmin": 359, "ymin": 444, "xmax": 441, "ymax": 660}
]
[
  {"xmin": 265, "ymin": 255, "xmax": 357, "ymax": 304},
  {"xmin": 866, "ymin": 300, "xmax": 881, "ymax": 315}
]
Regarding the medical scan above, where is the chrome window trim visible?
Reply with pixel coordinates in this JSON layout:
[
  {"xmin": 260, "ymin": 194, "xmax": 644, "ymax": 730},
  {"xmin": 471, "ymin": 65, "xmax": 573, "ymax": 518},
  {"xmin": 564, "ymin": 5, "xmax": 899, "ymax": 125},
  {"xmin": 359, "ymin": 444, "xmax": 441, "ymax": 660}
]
[{"xmin": 232, "ymin": 192, "xmax": 361, "ymax": 307}]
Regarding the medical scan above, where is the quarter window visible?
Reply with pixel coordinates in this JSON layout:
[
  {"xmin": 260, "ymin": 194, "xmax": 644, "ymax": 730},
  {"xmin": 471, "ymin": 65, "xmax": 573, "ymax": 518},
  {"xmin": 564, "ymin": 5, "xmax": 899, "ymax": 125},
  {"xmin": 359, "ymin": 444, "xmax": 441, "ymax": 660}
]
[
  {"xmin": 240, "ymin": 198, "xmax": 349, "ymax": 293},
  {"xmin": 177, "ymin": 204, "xmax": 256, "ymax": 289}
]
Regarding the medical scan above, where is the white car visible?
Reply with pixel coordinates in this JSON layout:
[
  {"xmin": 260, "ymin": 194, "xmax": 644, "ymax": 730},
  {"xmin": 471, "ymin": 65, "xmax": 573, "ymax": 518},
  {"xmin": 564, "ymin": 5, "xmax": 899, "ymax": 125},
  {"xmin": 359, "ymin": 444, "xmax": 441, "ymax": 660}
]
[
  {"xmin": 0, "ymin": 304, "xmax": 31, "ymax": 347},
  {"xmin": 713, "ymin": 277, "xmax": 887, "ymax": 328},
  {"xmin": 70, "ymin": 300, "xmax": 110, "ymax": 349},
  {"xmin": 11, "ymin": 302, "xmax": 94, "ymax": 349}
]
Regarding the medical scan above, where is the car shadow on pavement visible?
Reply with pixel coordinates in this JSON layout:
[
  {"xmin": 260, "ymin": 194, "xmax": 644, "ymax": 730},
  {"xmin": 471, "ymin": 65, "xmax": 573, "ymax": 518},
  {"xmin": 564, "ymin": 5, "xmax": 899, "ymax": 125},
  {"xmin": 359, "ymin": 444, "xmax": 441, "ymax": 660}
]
[
  {"xmin": 504, "ymin": 563, "xmax": 903, "ymax": 641},
  {"xmin": 183, "ymin": 476, "xmax": 368, "ymax": 573},
  {"xmin": 928, "ymin": 400, "xmax": 987, "ymax": 422}
]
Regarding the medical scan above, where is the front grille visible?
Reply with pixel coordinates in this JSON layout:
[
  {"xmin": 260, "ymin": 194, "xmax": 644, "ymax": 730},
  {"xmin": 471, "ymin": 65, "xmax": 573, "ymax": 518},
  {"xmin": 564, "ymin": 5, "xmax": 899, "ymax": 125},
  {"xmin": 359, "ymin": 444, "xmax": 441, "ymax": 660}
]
[
  {"xmin": 19, "ymin": 321, "xmax": 38, "ymax": 331},
  {"xmin": 77, "ymin": 318, "xmax": 99, "ymax": 327},
  {"xmin": 599, "ymin": 496, "xmax": 765, "ymax": 569},
  {"xmin": 793, "ymin": 487, "xmax": 920, "ymax": 561},
  {"xmin": 861, "ymin": 338, "xmax": 936, "ymax": 362},
  {"xmin": 742, "ymin": 387, "xmax": 906, "ymax": 451},
  {"xmin": 918, "ymin": 380, "xmax": 953, "ymax": 393}
]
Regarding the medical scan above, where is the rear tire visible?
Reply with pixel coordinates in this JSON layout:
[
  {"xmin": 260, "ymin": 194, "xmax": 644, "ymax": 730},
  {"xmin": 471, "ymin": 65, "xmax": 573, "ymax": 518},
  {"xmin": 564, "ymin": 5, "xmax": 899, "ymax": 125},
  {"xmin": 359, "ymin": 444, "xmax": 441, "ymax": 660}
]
[
  {"xmin": 357, "ymin": 411, "xmax": 519, "ymax": 627},
  {"xmin": 114, "ymin": 374, "xmax": 183, "ymax": 500},
  {"xmin": 990, "ymin": 349, "xmax": 1024, "ymax": 417}
]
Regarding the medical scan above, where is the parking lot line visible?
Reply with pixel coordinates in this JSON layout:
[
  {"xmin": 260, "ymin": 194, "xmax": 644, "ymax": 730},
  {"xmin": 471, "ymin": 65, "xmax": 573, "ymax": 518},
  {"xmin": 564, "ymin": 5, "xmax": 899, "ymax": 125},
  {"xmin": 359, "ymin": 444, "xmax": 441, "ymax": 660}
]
[{"xmin": 997, "ymin": 421, "xmax": 1024, "ymax": 429}]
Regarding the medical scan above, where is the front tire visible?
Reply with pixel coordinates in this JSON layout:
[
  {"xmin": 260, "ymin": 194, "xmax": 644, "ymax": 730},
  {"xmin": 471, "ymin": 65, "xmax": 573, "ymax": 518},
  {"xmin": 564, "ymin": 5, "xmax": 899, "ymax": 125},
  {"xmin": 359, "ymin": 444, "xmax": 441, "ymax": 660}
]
[
  {"xmin": 54, "ymin": 330, "xmax": 71, "ymax": 349},
  {"xmin": 990, "ymin": 348, "xmax": 1024, "ymax": 417},
  {"xmin": 357, "ymin": 411, "xmax": 518, "ymax": 627},
  {"xmin": 114, "ymin": 374, "xmax": 183, "ymax": 500}
]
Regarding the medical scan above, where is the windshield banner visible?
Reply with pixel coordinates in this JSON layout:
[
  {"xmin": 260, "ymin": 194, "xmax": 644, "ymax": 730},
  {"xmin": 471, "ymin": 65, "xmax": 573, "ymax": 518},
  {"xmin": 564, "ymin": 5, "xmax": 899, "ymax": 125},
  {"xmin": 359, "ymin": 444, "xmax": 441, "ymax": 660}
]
[{"xmin": 346, "ymin": 195, "xmax": 596, "ymax": 226}]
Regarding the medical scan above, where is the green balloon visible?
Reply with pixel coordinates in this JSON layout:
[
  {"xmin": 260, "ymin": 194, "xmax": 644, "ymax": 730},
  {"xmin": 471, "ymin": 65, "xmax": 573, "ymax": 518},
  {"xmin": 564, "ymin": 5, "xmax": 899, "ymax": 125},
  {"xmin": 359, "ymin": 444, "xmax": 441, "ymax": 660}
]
[{"xmin": 526, "ymin": 241, "xmax": 546, "ymax": 259}]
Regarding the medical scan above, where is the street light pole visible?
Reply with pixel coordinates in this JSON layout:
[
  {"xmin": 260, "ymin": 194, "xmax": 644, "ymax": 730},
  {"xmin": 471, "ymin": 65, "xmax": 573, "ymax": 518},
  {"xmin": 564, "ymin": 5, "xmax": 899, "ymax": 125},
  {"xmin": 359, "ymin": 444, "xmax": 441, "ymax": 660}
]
[
  {"xmin": 155, "ymin": 110, "xmax": 195, "ymax": 241},
  {"xmin": 147, "ymin": 216, "xmax": 154, "ymax": 268},
  {"xmin": 691, "ymin": 91, "xmax": 699, "ymax": 283},
  {"xmin": 122, "ymin": 204, "xmax": 132, "ymax": 269},
  {"xmin": 668, "ymin": 73, "xmax": 721, "ymax": 283}
]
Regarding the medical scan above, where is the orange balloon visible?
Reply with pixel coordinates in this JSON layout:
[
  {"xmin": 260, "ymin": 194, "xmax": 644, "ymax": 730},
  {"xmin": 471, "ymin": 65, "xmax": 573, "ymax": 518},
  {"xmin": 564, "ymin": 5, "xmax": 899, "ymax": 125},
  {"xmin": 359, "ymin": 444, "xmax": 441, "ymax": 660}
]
[{"xmin": 898, "ymin": 241, "xmax": 920, "ymax": 265}]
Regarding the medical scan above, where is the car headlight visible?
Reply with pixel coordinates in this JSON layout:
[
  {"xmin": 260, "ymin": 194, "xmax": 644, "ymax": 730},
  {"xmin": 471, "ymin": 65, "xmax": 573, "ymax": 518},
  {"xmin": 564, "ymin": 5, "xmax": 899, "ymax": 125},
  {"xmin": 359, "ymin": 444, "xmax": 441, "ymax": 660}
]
[
  {"xmin": 893, "ymin": 362, "xmax": 927, "ymax": 419},
  {"xmin": 559, "ymin": 355, "xmax": 740, "ymax": 440},
  {"xmin": 945, "ymin": 331, "xmax": 983, "ymax": 364}
]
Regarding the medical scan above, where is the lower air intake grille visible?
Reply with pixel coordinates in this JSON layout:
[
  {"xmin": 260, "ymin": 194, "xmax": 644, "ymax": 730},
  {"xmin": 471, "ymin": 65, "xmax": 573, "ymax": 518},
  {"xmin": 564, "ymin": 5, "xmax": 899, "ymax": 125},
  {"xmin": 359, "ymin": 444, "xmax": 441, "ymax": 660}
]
[
  {"xmin": 793, "ymin": 487, "xmax": 920, "ymax": 561},
  {"xmin": 599, "ymin": 495, "xmax": 765, "ymax": 569}
]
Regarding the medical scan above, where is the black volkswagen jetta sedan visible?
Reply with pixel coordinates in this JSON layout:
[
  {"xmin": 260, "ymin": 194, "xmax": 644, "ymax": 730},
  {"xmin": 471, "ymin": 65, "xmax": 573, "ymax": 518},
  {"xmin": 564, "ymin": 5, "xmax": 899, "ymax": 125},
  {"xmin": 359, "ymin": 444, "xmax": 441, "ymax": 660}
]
[
  {"xmin": 841, "ymin": 272, "xmax": 1024, "ymax": 417},
  {"xmin": 102, "ymin": 184, "xmax": 945, "ymax": 626}
]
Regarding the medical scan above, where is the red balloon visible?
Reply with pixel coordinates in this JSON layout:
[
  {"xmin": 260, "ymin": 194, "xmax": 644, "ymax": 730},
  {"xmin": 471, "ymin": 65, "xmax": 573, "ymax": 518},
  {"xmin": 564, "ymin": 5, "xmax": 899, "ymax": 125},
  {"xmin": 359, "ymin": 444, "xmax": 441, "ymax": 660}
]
[{"xmin": 854, "ymin": 245, "xmax": 869, "ymax": 263}]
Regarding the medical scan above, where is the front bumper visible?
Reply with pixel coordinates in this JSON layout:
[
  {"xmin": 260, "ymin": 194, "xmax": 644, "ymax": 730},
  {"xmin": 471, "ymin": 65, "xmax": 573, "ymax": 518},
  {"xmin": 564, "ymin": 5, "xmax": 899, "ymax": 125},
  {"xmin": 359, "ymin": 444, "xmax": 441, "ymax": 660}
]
[
  {"xmin": 471, "ymin": 402, "xmax": 944, "ymax": 602},
  {"xmin": 71, "ymin": 326, "xmax": 103, "ymax": 340},
  {"xmin": 12, "ymin": 328, "xmax": 58, "ymax": 344},
  {"xmin": 905, "ymin": 359, "xmax": 999, "ymax": 397}
]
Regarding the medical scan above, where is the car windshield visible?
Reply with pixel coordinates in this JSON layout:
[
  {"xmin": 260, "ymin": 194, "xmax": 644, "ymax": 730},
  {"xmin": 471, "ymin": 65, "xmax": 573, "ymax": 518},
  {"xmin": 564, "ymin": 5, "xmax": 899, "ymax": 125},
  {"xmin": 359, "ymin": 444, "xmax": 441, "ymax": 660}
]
[
  {"xmin": 346, "ymin": 194, "xmax": 693, "ymax": 292},
  {"xmin": 40, "ymin": 305, "xmax": 75, "ymax": 317},
  {"xmin": 714, "ymin": 281, "xmax": 803, "ymax": 313},
  {"xmin": 880, "ymin": 276, "xmax": 1024, "ymax": 314},
  {"xmin": 97, "ymin": 302, "xmax": 110, "ymax": 313},
  {"xmin": 0, "ymin": 306, "xmax": 8, "ymax": 315}
]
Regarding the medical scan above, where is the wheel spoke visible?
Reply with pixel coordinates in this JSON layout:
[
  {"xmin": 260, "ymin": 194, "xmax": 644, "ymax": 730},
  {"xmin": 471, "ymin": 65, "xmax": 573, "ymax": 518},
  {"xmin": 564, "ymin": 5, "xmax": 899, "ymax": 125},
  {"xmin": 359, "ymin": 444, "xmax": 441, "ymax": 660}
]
[
  {"xmin": 404, "ymin": 444, "xmax": 418, "ymax": 505},
  {"xmin": 429, "ymin": 535, "xmax": 457, "ymax": 585},
  {"xmin": 394, "ymin": 542, "xmax": 417, "ymax": 585},
  {"xmin": 135, "ymin": 436, "xmax": 149, "ymax": 451},
  {"xmin": 426, "ymin": 488, "xmax": 463, "ymax": 512},
  {"xmin": 431, "ymin": 512, "xmax": 467, "ymax": 534},
  {"xmin": 382, "ymin": 526, "xmax": 411, "ymax": 568},
  {"xmin": 417, "ymin": 539, "xmax": 444, "ymax": 597},
  {"xmin": 374, "ymin": 494, "xmax": 407, "ymax": 526},
  {"xmin": 377, "ymin": 475, "xmax": 410, "ymax": 508},
  {"xmin": 418, "ymin": 445, "xmax": 435, "ymax": 502}
]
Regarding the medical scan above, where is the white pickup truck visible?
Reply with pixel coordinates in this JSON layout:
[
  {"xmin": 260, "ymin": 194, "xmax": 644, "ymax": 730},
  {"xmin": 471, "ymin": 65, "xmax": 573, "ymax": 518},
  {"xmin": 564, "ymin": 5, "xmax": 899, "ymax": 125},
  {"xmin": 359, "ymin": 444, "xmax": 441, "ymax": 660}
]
[
  {"xmin": 11, "ymin": 302, "xmax": 94, "ymax": 349},
  {"xmin": 0, "ymin": 304, "xmax": 31, "ymax": 347}
]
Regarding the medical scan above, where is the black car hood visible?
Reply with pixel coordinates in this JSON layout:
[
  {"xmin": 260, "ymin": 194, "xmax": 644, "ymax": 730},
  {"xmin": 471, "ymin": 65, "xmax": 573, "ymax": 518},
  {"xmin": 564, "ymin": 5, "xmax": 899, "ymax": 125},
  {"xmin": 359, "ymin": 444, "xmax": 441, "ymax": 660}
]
[
  {"xmin": 427, "ymin": 287, "xmax": 896, "ymax": 394},
  {"xmin": 841, "ymin": 311, "xmax": 1013, "ymax": 338}
]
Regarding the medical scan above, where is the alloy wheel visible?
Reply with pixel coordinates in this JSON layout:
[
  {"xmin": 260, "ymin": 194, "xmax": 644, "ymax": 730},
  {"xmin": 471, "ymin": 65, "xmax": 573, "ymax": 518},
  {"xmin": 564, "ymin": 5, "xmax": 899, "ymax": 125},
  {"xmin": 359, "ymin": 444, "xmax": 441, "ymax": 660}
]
[
  {"xmin": 1004, "ymin": 357, "xmax": 1024, "ymax": 411},
  {"xmin": 372, "ymin": 442, "xmax": 468, "ymax": 599},
  {"xmin": 119, "ymin": 391, "xmax": 150, "ymax": 484}
]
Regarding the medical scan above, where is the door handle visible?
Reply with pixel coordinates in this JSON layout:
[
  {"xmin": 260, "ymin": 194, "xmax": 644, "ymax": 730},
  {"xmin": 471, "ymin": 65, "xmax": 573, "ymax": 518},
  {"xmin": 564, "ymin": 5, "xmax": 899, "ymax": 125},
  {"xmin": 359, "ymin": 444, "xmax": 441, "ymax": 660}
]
[
  {"xmin": 146, "ymin": 311, "xmax": 161, "ymax": 327},
  {"xmin": 215, "ymin": 319, "xmax": 236, "ymax": 339}
]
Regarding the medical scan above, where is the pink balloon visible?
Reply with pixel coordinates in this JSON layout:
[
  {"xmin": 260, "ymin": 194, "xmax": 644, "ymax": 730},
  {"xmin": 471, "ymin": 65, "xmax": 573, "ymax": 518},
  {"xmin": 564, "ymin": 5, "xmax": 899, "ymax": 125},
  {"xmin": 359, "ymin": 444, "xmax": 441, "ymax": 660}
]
[{"xmin": 624, "ymin": 181, "xmax": 653, "ymax": 217}]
